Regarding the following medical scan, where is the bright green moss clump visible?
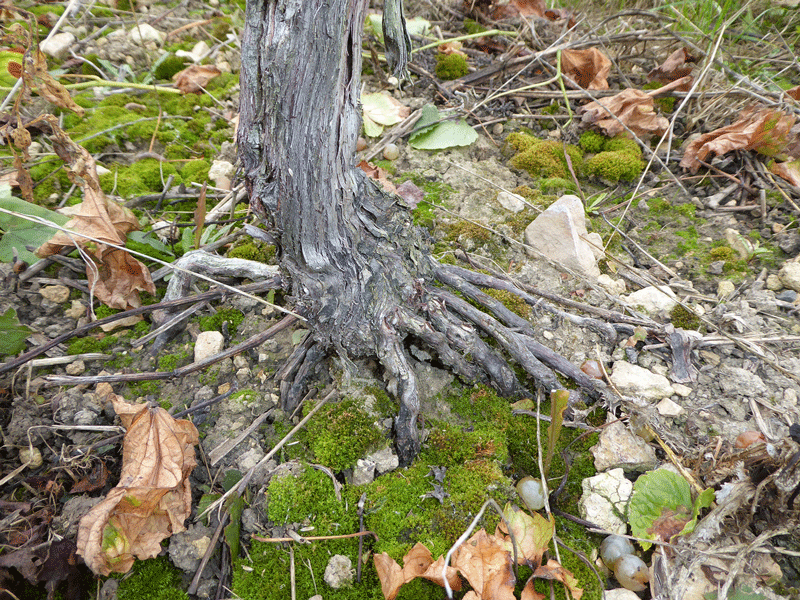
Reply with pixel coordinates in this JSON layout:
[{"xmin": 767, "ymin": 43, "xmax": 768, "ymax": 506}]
[
  {"xmin": 198, "ymin": 307, "xmax": 245, "ymax": 334},
  {"xmin": 117, "ymin": 556, "xmax": 189, "ymax": 600},
  {"xmin": 153, "ymin": 54, "xmax": 188, "ymax": 80},
  {"xmin": 227, "ymin": 242, "xmax": 276, "ymax": 263},
  {"xmin": 435, "ymin": 52, "xmax": 469, "ymax": 80},
  {"xmin": 99, "ymin": 159, "xmax": 182, "ymax": 198},
  {"xmin": 302, "ymin": 398, "xmax": 384, "ymax": 471},
  {"xmin": 539, "ymin": 177, "xmax": 577, "ymax": 195},
  {"xmin": 581, "ymin": 134, "xmax": 644, "ymax": 183},
  {"xmin": 506, "ymin": 133, "xmax": 583, "ymax": 179},
  {"xmin": 578, "ymin": 130, "xmax": 606, "ymax": 154}
]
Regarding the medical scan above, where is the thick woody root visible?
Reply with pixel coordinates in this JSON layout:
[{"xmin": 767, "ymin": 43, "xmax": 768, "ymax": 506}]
[{"xmin": 277, "ymin": 259, "xmax": 613, "ymax": 466}]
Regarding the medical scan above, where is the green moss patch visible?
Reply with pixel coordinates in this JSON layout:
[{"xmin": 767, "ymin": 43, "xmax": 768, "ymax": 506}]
[
  {"xmin": 435, "ymin": 53, "xmax": 469, "ymax": 80},
  {"xmin": 116, "ymin": 556, "xmax": 189, "ymax": 600},
  {"xmin": 506, "ymin": 133, "xmax": 583, "ymax": 179},
  {"xmin": 302, "ymin": 398, "xmax": 385, "ymax": 471},
  {"xmin": 198, "ymin": 307, "xmax": 245, "ymax": 334}
]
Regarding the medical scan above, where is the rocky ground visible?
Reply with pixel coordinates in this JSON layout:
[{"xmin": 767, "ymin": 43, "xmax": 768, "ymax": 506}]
[{"xmin": 1, "ymin": 1, "xmax": 800, "ymax": 600}]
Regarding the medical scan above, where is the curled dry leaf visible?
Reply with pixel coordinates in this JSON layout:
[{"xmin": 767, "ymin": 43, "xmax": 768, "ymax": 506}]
[
  {"xmin": 491, "ymin": 0, "xmax": 546, "ymax": 20},
  {"xmin": 648, "ymin": 47, "xmax": 695, "ymax": 89},
  {"xmin": 438, "ymin": 41, "xmax": 468, "ymax": 57},
  {"xmin": 771, "ymin": 160, "xmax": 800, "ymax": 187},
  {"xmin": 528, "ymin": 559, "xmax": 584, "ymax": 600},
  {"xmin": 560, "ymin": 48, "xmax": 611, "ymax": 90},
  {"xmin": 786, "ymin": 85, "xmax": 800, "ymax": 101},
  {"xmin": 452, "ymin": 529, "xmax": 516, "ymax": 600},
  {"xmin": 579, "ymin": 77, "xmax": 690, "ymax": 139},
  {"xmin": 76, "ymin": 387, "xmax": 199, "ymax": 576},
  {"xmin": 680, "ymin": 105, "xmax": 797, "ymax": 172},
  {"xmin": 358, "ymin": 160, "xmax": 397, "ymax": 194},
  {"xmin": 18, "ymin": 47, "xmax": 85, "ymax": 116},
  {"xmin": 34, "ymin": 116, "xmax": 155, "ymax": 309},
  {"xmin": 173, "ymin": 64, "xmax": 221, "ymax": 94}
]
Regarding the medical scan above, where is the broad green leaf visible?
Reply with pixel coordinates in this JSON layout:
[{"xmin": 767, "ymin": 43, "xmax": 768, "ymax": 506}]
[
  {"xmin": 365, "ymin": 14, "xmax": 430, "ymax": 43},
  {"xmin": 0, "ymin": 187, "xmax": 70, "ymax": 263},
  {"xmin": 409, "ymin": 105, "xmax": 478, "ymax": 150},
  {"xmin": 629, "ymin": 469, "xmax": 697, "ymax": 550},
  {"xmin": 361, "ymin": 92, "xmax": 409, "ymax": 137},
  {"xmin": 0, "ymin": 308, "xmax": 32, "ymax": 357},
  {"xmin": 292, "ymin": 329, "xmax": 308, "ymax": 346}
]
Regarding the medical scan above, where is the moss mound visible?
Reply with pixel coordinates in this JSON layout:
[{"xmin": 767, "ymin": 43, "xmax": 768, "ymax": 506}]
[{"xmin": 506, "ymin": 133, "xmax": 583, "ymax": 179}]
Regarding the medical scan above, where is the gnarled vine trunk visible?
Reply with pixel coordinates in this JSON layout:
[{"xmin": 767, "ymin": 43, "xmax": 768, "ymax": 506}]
[{"xmin": 238, "ymin": 0, "xmax": 426, "ymax": 462}]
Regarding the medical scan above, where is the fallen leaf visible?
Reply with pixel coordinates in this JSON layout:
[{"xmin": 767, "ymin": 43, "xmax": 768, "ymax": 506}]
[
  {"xmin": 34, "ymin": 116, "xmax": 156, "ymax": 309},
  {"xmin": 532, "ymin": 559, "xmax": 584, "ymax": 600},
  {"xmin": 395, "ymin": 180, "xmax": 424, "ymax": 209},
  {"xmin": 358, "ymin": 160, "xmax": 396, "ymax": 194},
  {"xmin": 362, "ymin": 91, "xmax": 409, "ymax": 137},
  {"xmin": 771, "ymin": 159, "xmax": 800, "ymax": 186},
  {"xmin": 374, "ymin": 553, "xmax": 405, "ymax": 600},
  {"xmin": 578, "ymin": 77, "xmax": 690, "ymax": 139},
  {"xmin": 438, "ymin": 41, "xmax": 467, "ymax": 57},
  {"xmin": 648, "ymin": 48, "xmax": 695, "ymax": 88},
  {"xmin": 172, "ymin": 64, "xmax": 221, "ymax": 94},
  {"xmin": 497, "ymin": 503, "xmax": 553, "ymax": 567},
  {"xmin": 402, "ymin": 542, "xmax": 433, "ymax": 581},
  {"xmin": 20, "ymin": 48, "xmax": 84, "ymax": 116},
  {"xmin": 420, "ymin": 555, "xmax": 463, "ymax": 591},
  {"xmin": 787, "ymin": 85, "xmax": 800, "ymax": 101},
  {"xmin": 76, "ymin": 394, "xmax": 199, "ymax": 575},
  {"xmin": 0, "ymin": 539, "xmax": 86, "ymax": 600},
  {"xmin": 680, "ymin": 105, "xmax": 797, "ymax": 172},
  {"xmin": 492, "ymin": 0, "xmax": 546, "ymax": 20},
  {"xmin": 560, "ymin": 48, "xmax": 611, "ymax": 90},
  {"xmin": 452, "ymin": 529, "xmax": 516, "ymax": 600}
]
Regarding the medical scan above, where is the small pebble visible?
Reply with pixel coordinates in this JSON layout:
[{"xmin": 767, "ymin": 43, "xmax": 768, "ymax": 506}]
[
  {"xmin": 777, "ymin": 290, "xmax": 797, "ymax": 303},
  {"xmin": 383, "ymin": 143, "xmax": 399, "ymax": 160}
]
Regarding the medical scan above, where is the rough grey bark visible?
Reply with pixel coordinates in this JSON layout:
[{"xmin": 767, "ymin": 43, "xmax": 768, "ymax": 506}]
[
  {"xmin": 238, "ymin": 0, "xmax": 429, "ymax": 462},
  {"xmin": 237, "ymin": 0, "xmax": 606, "ymax": 464}
]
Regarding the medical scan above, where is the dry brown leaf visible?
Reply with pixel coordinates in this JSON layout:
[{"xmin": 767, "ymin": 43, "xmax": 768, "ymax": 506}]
[
  {"xmin": 648, "ymin": 48, "xmax": 695, "ymax": 89},
  {"xmin": 374, "ymin": 553, "xmax": 405, "ymax": 600},
  {"xmin": 402, "ymin": 542, "xmax": 433, "ymax": 581},
  {"xmin": 76, "ymin": 394, "xmax": 199, "ymax": 576},
  {"xmin": 35, "ymin": 117, "xmax": 155, "ymax": 309},
  {"xmin": 531, "ymin": 559, "xmax": 584, "ymax": 600},
  {"xmin": 680, "ymin": 105, "xmax": 797, "ymax": 172},
  {"xmin": 492, "ymin": 0, "xmax": 545, "ymax": 20},
  {"xmin": 438, "ymin": 41, "xmax": 467, "ymax": 57},
  {"xmin": 771, "ymin": 160, "xmax": 800, "ymax": 187},
  {"xmin": 452, "ymin": 529, "xmax": 516, "ymax": 600},
  {"xmin": 421, "ymin": 555, "xmax": 463, "ymax": 591},
  {"xmin": 578, "ymin": 77, "xmax": 690, "ymax": 139},
  {"xmin": 560, "ymin": 48, "xmax": 611, "ymax": 90},
  {"xmin": 173, "ymin": 64, "xmax": 221, "ymax": 94},
  {"xmin": 358, "ymin": 160, "xmax": 397, "ymax": 194},
  {"xmin": 0, "ymin": 171, "xmax": 19, "ymax": 186},
  {"xmin": 21, "ymin": 48, "xmax": 84, "ymax": 116},
  {"xmin": 787, "ymin": 85, "xmax": 800, "ymax": 101}
]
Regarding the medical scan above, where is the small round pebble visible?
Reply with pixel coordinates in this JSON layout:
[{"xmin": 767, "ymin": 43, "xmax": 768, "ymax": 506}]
[{"xmin": 383, "ymin": 143, "xmax": 400, "ymax": 160}]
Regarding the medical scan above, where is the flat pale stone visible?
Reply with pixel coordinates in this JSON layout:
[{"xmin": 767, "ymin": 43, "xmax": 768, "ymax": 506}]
[
  {"xmin": 779, "ymin": 261, "xmax": 800, "ymax": 292},
  {"xmin": 717, "ymin": 280, "xmax": 735, "ymax": 299},
  {"xmin": 610, "ymin": 361, "xmax": 674, "ymax": 401},
  {"xmin": 604, "ymin": 589, "xmax": 642, "ymax": 600},
  {"xmin": 195, "ymin": 331, "xmax": 224, "ymax": 362},
  {"xmin": 591, "ymin": 420, "xmax": 657, "ymax": 473},
  {"xmin": 40, "ymin": 285, "xmax": 70, "ymax": 304},
  {"xmin": 496, "ymin": 191, "xmax": 526, "ymax": 212},
  {"xmin": 523, "ymin": 194, "xmax": 600, "ymax": 279},
  {"xmin": 128, "ymin": 23, "xmax": 164, "ymax": 44},
  {"xmin": 40, "ymin": 32, "xmax": 75, "ymax": 60},
  {"xmin": 623, "ymin": 285, "xmax": 677, "ymax": 315},
  {"xmin": 597, "ymin": 274, "xmax": 625, "ymax": 295},
  {"xmin": 671, "ymin": 383, "xmax": 692, "ymax": 397},
  {"xmin": 579, "ymin": 468, "xmax": 632, "ymax": 534},
  {"xmin": 657, "ymin": 398, "xmax": 684, "ymax": 417}
]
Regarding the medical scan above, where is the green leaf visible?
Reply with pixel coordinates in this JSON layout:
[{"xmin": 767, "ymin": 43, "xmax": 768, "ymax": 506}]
[
  {"xmin": 629, "ymin": 469, "xmax": 695, "ymax": 550},
  {"xmin": 0, "ymin": 308, "xmax": 32, "ymax": 357},
  {"xmin": 409, "ymin": 105, "xmax": 478, "ymax": 150},
  {"xmin": 0, "ymin": 186, "xmax": 70, "ymax": 264},
  {"xmin": 544, "ymin": 389, "xmax": 569, "ymax": 479},
  {"xmin": 361, "ymin": 92, "xmax": 409, "ymax": 137},
  {"xmin": 365, "ymin": 14, "xmax": 430, "ymax": 43},
  {"xmin": 291, "ymin": 329, "xmax": 308, "ymax": 346}
]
